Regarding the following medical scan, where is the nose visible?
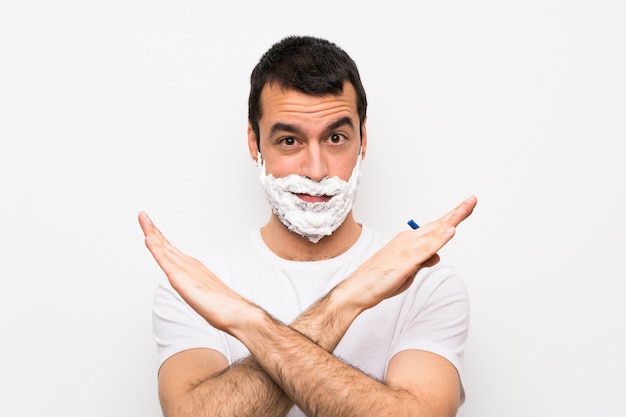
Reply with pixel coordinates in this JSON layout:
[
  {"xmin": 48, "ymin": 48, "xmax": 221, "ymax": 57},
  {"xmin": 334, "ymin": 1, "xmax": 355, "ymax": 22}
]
[{"xmin": 301, "ymin": 143, "xmax": 328, "ymax": 182}]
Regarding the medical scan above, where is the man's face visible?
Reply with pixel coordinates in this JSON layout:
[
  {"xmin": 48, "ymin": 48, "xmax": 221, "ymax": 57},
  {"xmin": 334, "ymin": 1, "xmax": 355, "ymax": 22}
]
[{"xmin": 248, "ymin": 82, "xmax": 367, "ymax": 202}]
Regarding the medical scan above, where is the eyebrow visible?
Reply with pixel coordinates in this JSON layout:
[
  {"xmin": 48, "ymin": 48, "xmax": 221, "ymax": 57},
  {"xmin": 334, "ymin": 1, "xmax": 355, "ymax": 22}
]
[
  {"xmin": 269, "ymin": 116, "xmax": 355, "ymax": 137},
  {"xmin": 327, "ymin": 116, "xmax": 354, "ymax": 132},
  {"xmin": 269, "ymin": 122, "xmax": 303, "ymax": 137}
]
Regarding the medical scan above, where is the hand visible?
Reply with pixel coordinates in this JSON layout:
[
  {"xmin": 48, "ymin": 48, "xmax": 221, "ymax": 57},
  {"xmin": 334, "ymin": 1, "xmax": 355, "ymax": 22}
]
[
  {"xmin": 340, "ymin": 195, "xmax": 477, "ymax": 311},
  {"xmin": 138, "ymin": 212, "xmax": 253, "ymax": 333}
]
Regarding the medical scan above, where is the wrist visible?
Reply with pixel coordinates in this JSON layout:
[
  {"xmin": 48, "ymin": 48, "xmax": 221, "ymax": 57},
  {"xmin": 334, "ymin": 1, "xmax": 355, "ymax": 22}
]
[
  {"xmin": 327, "ymin": 280, "xmax": 364, "ymax": 325},
  {"xmin": 224, "ymin": 300, "xmax": 268, "ymax": 340}
]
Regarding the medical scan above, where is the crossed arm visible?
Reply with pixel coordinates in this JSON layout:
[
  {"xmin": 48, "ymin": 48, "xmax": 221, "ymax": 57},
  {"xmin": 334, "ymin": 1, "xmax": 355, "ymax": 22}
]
[{"xmin": 139, "ymin": 195, "xmax": 477, "ymax": 417}]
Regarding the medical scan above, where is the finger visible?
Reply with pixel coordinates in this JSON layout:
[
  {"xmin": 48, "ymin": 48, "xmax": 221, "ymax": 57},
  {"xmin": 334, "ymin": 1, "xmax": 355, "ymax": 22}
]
[
  {"xmin": 410, "ymin": 197, "xmax": 474, "ymax": 260},
  {"xmin": 448, "ymin": 195, "xmax": 477, "ymax": 226},
  {"xmin": 138, "ymin": 211, "xmax": 158, "ymax": 238},
  {"xmin": 428, "ymin": 195, "xmax": 477, "ymax": 231},
  {"xmin": 138, "ymin": 211, "xmax": 180, "ymax": 251},
  {"xmin": 146, "ymin": 231, "xmax": 191, "ymax": 268},
  {"xmin": 413, "ymin": 226, "xmax": 456, "ymax": 259},
  {"xmin": 144, "ymin": 234, "xmax": 174, "ymax": 268},
  {"xmin": 138, "ymin": 212, "xmax": 190, "ymax": 267},
  {"xmin": 145, "ymin": 233, "xmax": 202, "ymax": 283}
]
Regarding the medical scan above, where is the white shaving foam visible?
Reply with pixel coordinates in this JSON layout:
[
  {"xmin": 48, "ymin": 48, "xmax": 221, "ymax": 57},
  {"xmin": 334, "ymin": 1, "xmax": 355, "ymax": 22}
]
[{"xmin": 259, "ymin": 155, "xmax": 362, "ymax": 243}]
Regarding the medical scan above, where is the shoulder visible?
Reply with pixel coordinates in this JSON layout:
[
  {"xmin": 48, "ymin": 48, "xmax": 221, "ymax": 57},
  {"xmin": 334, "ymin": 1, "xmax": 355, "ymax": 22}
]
[{"xmin": 405, "ymin": 261, "xmax": 469, "ymax": 314}]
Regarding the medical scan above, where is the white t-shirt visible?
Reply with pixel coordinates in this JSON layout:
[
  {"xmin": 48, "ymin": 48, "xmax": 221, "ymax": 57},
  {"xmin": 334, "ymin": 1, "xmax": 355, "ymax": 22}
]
[{"xmin": 153, "ymin": 226, "xmax": 469, "ymax": 414}]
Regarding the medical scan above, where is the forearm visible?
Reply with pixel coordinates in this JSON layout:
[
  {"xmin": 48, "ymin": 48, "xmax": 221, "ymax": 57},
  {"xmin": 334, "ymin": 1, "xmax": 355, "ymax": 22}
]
[
  {"xmin": 289, "ymin": 285, "xmax": 358, "ymax": 351},
  {"xmin": 236, "ymin": 310, "xmax": 427, "ymax": 417},
  {"xmin": 170, "ymin": 289, "xmax": 357, "ymax": 417},
  {"xmin": 169, "ymin": 357, "xmax": 292, "ymax": 417},
  {"xmin": 193, "ymin": 277, "xmax": 420, "ymax": 417}
]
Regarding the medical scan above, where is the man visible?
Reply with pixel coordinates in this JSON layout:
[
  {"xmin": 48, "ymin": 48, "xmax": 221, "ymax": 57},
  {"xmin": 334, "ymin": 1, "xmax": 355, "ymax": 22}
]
[{"xmin": 139, "ymin": 35, "xmax": 477, "ymax": 417}]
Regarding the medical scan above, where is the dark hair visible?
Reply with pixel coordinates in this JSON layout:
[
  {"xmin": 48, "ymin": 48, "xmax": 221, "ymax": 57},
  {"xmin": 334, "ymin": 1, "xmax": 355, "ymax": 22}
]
[{"xmin": 248, "ymin": 36, "xmax": 367, "ymax": 151}]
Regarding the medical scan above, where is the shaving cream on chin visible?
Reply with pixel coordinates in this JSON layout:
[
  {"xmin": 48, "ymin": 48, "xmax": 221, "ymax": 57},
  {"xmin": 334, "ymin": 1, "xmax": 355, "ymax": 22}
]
[{"xmin": 258, "ymin": 155, "xmax": 362, "ymax": 243}]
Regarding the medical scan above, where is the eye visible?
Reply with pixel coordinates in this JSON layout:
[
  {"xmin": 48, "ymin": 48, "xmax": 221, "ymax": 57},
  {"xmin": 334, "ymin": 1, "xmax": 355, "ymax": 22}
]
[
  {"xmin": 328, "ymin": 133, "xmax": 347, "ymax": 145},
  {"xmin": 280, "ymin": 137, "xmax": 297, "ymax": 146}
]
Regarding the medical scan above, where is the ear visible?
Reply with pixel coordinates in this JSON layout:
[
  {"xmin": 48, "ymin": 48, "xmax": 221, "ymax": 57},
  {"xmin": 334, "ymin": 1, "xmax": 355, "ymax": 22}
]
[
  {"xmin": 247, "ymin": 122, "xmax": 259, "ymax": 162},
  {"xmin": 360, "ymin": 117, "xmax": 368, "ymax": 160}
]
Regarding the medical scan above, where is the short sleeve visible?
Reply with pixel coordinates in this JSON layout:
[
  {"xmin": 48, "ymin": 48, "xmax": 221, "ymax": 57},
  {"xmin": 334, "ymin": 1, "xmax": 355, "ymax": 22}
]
[
  {"xmin": 152, "ymin": 277, "xmax": 230, "ymax": 371},
  {"xmin": 389, "ymin": 263, "xmax": 470, "ymax": 402}
]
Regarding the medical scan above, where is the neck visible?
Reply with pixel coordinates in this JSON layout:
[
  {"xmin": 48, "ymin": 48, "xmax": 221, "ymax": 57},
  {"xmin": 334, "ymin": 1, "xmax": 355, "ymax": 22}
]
[{"xmin": 260, "ymin": 212, "xmax": 362, "ymax": 262}]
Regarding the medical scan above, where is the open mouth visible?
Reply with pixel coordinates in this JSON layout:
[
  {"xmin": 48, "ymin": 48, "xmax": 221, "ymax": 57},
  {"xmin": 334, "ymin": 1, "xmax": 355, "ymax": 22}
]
[{"xmin": 294, "ymin": 193, "xmax": 332, "ymax": 203}]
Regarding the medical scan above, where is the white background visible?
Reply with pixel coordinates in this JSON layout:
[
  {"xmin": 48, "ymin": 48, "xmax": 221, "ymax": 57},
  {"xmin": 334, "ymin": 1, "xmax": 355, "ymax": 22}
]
[{"xmin": 1, "ymin": 1, "xmax": 624, "ymax": 416}]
